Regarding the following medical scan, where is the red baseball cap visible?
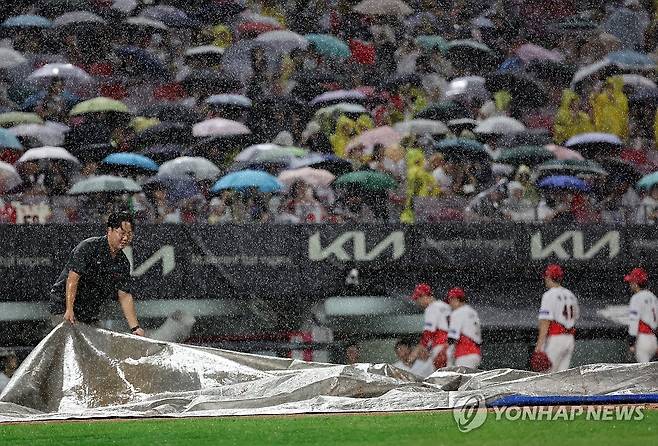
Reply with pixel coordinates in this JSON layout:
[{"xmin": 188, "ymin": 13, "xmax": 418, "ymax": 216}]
[
  {"xmin": 446, "ymin": 287, "xmax": 466, "ymax": 301},
  {"xmin": 624, "ymin": 267, "xmax": 648, "ymax": 285},
  {"xmin": 411, "ymin": 283, "xmax": 432, "ymax": 300},
  {"xmin": 544, "ymin": 264, "xmax": 564, "ymax": 281}
]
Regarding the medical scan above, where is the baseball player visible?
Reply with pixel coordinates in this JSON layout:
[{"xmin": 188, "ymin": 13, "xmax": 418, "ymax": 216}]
[
  {"xmin": 446, "ymin": 287, "xmax": 482, "ymax": 368},
  {"xmin": 407, "ymin": 283, "xmax": 451, "ymax": 377},
  {"xmin": 535, "ymin": 264, "xmax": 579, "ymax": 372},
  {"xmin": 625, "ymin": 267, "xmax": 658, "ymax": 363}
]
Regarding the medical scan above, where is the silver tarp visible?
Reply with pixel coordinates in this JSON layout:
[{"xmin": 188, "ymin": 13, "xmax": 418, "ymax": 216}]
[{"xmin": 1, "ymin": 324, "xmax": 657, "ymax": 422}]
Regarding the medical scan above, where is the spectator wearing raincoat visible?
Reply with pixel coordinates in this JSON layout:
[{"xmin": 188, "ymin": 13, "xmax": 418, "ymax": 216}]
[
  {"xmin": 553, "ymin": 89, "xmax": 594, "ymax": 144},
  {"xmin": 591, "ymin": 76, "xmax": 629, "ymax": 140},
  {"xmin": 401, "ymin": 148, "xmax": 441, "ymax": 223},
  {"xmin": 355, "ymin": 114, "xmax": 375, "ymax": 135},
  {"xmin": 330, "ymin": 115, "xmax": 357, "ymax": 158}
]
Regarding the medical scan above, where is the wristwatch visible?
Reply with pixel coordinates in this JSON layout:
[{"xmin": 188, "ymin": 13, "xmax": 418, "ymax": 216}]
[{"xmin": 131, "ymin": 325, "xmax": 141, "ymax": 333}]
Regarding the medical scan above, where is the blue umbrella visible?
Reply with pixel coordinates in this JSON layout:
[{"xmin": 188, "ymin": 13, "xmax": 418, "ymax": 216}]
[
  {"xmin": 144, "ymin": 175, "xmax": 201, "ymax": 203},
  {"xmin": 21, "ymin": 90, "xmax": 80, "ymax": 112},
  {"xmin": 2, "ymin": 15, "xmax": 52, "ymax": 28},
  {"xmin": 212, "ymin": 170, "xmax": 282, "ymax": 193},
  {"xmin": 637, "ymin": 171, "xmax": 658, "ymax": 190},
  {"xmin": 115, "ymin": 46, "xmax": 168, "ymax": 78},
  {"xmin": 538, "ymin": 175, "xmax": 590, "ymax": 192},
  {"xmin": 0, "ymin": 128, "xmax": 23, "ymax": 149},
  {"xmin": 606, "ymin": 50, "xmax": 656, "ymax": 70},
  {"xmin": 102, "ymin": 153, "xmax": 159, "ymax": 171}
]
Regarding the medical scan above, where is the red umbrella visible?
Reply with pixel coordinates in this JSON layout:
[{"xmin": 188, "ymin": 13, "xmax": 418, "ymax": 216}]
[{"xmin": 237, "ymin": 22, "xmax": 282, "ymax": 37}]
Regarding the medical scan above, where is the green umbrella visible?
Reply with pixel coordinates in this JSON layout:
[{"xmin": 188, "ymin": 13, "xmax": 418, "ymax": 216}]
[
  {"xmin": 637, "ymin": 171, "xmax": 658, "ymax": 190},
  {"xmin": 70, "ymin": 97, "xmax": 129, "ymax": 115},
  {"xmin": 252, "ymin": 146, "xmax": 309, "ymax": 163},
  {"xmin": 0, "ymin": 112, "xmax": 44, "ymax": 127},
  {"xmin": 305, "ymin": 34, "xmax": 351, "ymax": 59},
  {"xmin": 434, "ymin": 137, "xmax": 490, "ymax": 161},
  {"xmin": 497, "ymin": 145, "xmax": 555, "ymax": 167},
  {"xmin": 535, "ymin": 159, "xmax": 608, "ymax": 178},
  {"xmin": 68, "ymin": 175, "xmax": 142, "ymax": 195},
  {"xmin": 333, "ymin": 170, "xmax": 397, "ymax": 191},
  {"xmin": 415, "ymin": 35, "xmax": 448, "ymax": 52}
]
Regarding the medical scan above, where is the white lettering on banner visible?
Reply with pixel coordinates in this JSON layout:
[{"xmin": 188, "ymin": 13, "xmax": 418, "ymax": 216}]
[
  {"xmin": 123, "ymin": 246, "xmax": 176, "ymax": 277},
  {"xmin": 308, "ymin": 231, "xmax": 405, "ymax": 261},
  {"xmin": 530, "ymin": 231, "xmax": 620, "ymax": 260}
]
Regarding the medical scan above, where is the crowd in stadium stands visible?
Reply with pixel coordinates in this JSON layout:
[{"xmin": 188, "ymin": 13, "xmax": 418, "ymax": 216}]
[{"xmin": 1, "ymin": 0, "xmax": 658, "ymax": 225}]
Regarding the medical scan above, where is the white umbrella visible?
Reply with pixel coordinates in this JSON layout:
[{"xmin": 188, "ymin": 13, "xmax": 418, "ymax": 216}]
[
  {"xmin": 570, "ymin": 60, "xmax": 612, "ymax": 89},
  {"xmin": 564, "ymin": 132, "xmax": 622, "ymax": 148},
  {"xmin": 53, "ymin": 11, "xmax": 107, "ymax": 28},
  {"xmin": 315, "ymin": 103, "xmax": 368, "ymax": 118},
  {"xmin": 393, "ymin": 119, "xmax": 449, "ymax": 136},
  {"xmin": 235, "ymin": 143, "xmax": 281, "ymax": 162},
  {"xmin": 0, "ymin": 48, "xmax": 27, "ymax": 70},
  {"xmin": 255, "ymin": 30, "xmax": 308, "ymax": 52},
  {"xmin": 68, "ymin": 175, "xmax": 141, "ymax": 195},
  {"xmin": 17, "ymin": 146, "xmax": 80, "ymax": 165},
  {"xmin": 0, "ymin": 161, "xmax": 22, "ymax": 193},
  {"xmin": 159, "ymin": 156, "xmax": 221, "ymax": 181},
  {"xmin": 278, "ymin": 167, "xmax": 335, "ymax": 188},
  {"xmin": 192, "ymin": 118, "xmax": 251, "ymax": 138},
  {"xmin": 445, "ymin": 76, "xmax": 490, "ymax": 102},
  {"xmin": 353, "ymin": 0, "xmax": 413, "ymax": 16},
  {"xmin": 112, "ymin": 0, "xmax": 138, "ymax": 14},
  {"xmin": 27, "ymin": 63, "xmax": 92, "ymax": 84},
  {"xmin": 310, "ymin": 90, "xmax": 366, "ymax": 106},
  {"xmin": 8, "ymin": 123, "xmax": 66, "ymax": 146},
  {"xmin": 205, "ymin": 94, "xmax": 252, "ymax": 108},
  {"xmin": 185, "ymin": 45, "xmax": 224, "ymax": 57},
  {"xmin": 124, "ymin": 16, "xmax": 168, "ymax": 31},
  {"xmin": 474, "ymin": 116, "xmax": 526, "ymax": 134}
]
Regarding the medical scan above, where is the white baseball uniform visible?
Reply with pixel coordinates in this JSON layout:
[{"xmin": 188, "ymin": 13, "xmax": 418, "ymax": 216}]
[
  {"xmin": 538, "ymin": 286, "xmax": 579, "ymax": 372},
  {"xmin": 628, "ymin": 290, "xmax": 658, "ymax": 363},
  {"xmin": 410, "ymin": 300, "xmax": 451, "ymax": 377},
  {"xmin": 447, "ymin": 304, "xmax": 482, "ymax": 369}
]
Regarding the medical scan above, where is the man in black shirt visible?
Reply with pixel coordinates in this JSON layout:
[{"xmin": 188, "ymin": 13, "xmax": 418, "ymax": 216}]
[{"xmin": 49, "ymin": 211, "xmax": 145, "ymax": 336}]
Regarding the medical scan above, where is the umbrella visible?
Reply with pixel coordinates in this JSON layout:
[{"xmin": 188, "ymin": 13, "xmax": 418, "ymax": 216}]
[
  {"xmin": 252, "ymin": 146, "xmax": 309, "ymax": 164},
  {"xmin": 235, "ymin": 143, "xmax": 281, "ymax": 162},
  {"xmin": 0, "ymin": 161, "xmax": 22, "ymax": 192},
  {"xmin": 255, "ymin": 30, "xmax": 308, "ymax": 52},
  {"xmin": 333, "ymin": 170, "xmax": 397, "ymax": 192},
  {"xmin": 416, "ymin": 101, "xmax": 472, "ymax": 121},
  {"xmin": 68, "ymin": 175, "xmax": 142, "ymax": 195},
  {"xmin": 237, "ymin": 21, "xmax": 282, "ymax": 37},
  {"xmin": 0, "ymin": 129, "xmax": 23, "ymax": 149},
  {"xmin": 474, "ymin": 116, "xmax": 526, "ymax": 135},
  {"xmin": 140, "ymin": 6, "xmax": 199, "ymax": 28},
  {"xmin": 7, "ymin": 124, "xmax": 66, "ymax": 145},
  {"xmin": 393, "ymin": 119, "xmax": 449, "ymax": 136},
  {"xmin": 353, "ymin": 0, "xmax": 412, "ymax": 16},
  {"xmin": 598, "ymin": 157, "xmax": 642, "ymax": 185},
  {"xmin": 134, "ymin": 122, "xmax": 192, "ymax": 148},
  {"xmin": 205, "ymin": 94, "xmax": 252, "ymax": 108},
  {"xmin": 496, "ymin": 145, "xmax": 555, "ymax": 167},
  {"xmin": 115, "ymin": 46, "xmax": 169, "ymax": 78},
  {"xmin": 0, "ymin": 112, "xmax": 44, "ymax": 128},
  {"xmin": 296, "ymin": 154, "xmax": 353, "ymax": 176},
  {"xmin": 139, "ymin": 103, "xmax": 201, "ymax": 124},
  {"xmin": 139, "ymin": 144, "xmax": 186, "ymax": 163},
  {"xmin": 446, "ymin": 118, "xmax": 479, "ymax": 133},
  {"xmin": 182, "ymin": 69, "xmax": 243, "ymax": 95},
  {"xmin": 159, "ymin": 156, "xmax": 220, "ymax": 181},
  {"xmin": 445, "ymin": 76, "xmax": 490, "ymax": 103},
  {"xmin": 69, "ymin": 97, "xmax": 129, "ymax": 115},
  {"xmin": 278, "ymin": 168, "xmax": 335, "ymax": 188},
  {"xmin": 446, "ymin": 40, "xmax": 496, "ymax": 72},
  {"xmin": 37, "ymin": 0, "xmax": 92, "ymax": 17},
  {"xmin": 606, "ymin": 50, "xmax": 656, "ymax": 70},
  {"xmin": 347, "ymin": 126, "xmax": 401, "ymax": 153},
  {"xmin": 16, "ymin": 146, "xmax": 79, "ymax": 164},
  {"xmin": 564, "ymin": 132, "xmax": 622, "ymax": 155},
  {"xmin": 306, "ymin": 34, "xmax": 351, "ymax": 59},
  {"xmin": 143, "ymin": 175, "xmax": 201, "ymax": 202},
  {"xmin": 537, "ymin": 175, "xmax": 590, "ymax": 192},
  {"xmin": 185, "ymin": 45, "xmax": 225, "ymax": 58},
  {"xmin": 102, "ymin": 153, "xmax": 159, "ymax": 172},
  {"xmin": 315, "ymin": 103, "xmax": 368, "ymax": 118},
  {"xmin": 637, "ymin": 171, "xmax": 658, "ymax": 190},
  {"xmin": 27, "ymin": 63, "xmax": 92, "ymax": 85},
  {"xmin": 434, "ymin": 138, "xmax": 491, "ymax": 161},
  {"xmin": 192, "ymin": 119, "xmax": 251, "ymax": 138},
  {"xmin": 123, "ymin": 17, "xmax": 168, "ymax": 32},
  {"xmin": 310, "ymin": 90, "xmax": 366, "ymax": 107},
  {"xmin": 514, "ymin": 43, "xmax": 563, "ymax": 63},
  {"xmin": 52, "ymin": 11, "xmax": 106, "ymax": 28},
  {"xmin": 484, "ymin": 72, "xmax": 548, "ymax": 108},
  {"xmin": 535, "ymin": 159, "xmax": 607, "ymax": 178},
  {"xmin": 2, "ymin": 15, "xmax": 52, "ymax": 29},
  {"xmin": 545, "ymin": 144, "xmax": 585, "ymax": 161},
  {"xmin": 415, "ymin": 35, "xmax": 448, "ymax": 52},
  {"xmin": 212, "ymin": 169, "xmax": 282, "ymax": 193},
  {"xmin": 0, "ymin": 48, "xmax": 27, "ymax": 70}
]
